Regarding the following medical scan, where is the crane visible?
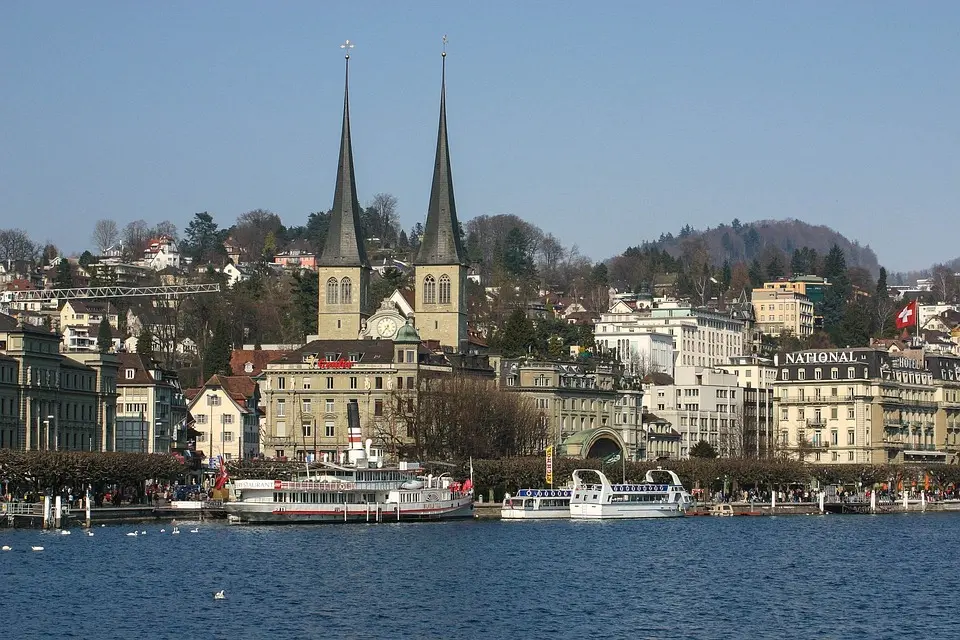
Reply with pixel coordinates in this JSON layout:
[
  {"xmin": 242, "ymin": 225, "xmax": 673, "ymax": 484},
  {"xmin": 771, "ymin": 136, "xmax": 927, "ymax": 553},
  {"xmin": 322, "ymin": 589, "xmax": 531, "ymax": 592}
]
[{"xmin": 0, "ymin": 283, "xmax": 221, "ymax": 314}]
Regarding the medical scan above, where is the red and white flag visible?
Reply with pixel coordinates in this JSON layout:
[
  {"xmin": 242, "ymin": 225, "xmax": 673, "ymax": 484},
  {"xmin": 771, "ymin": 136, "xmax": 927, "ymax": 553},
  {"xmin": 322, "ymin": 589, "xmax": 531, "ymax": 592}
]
[{"xmin": 895, "ymin": 300, "xmax": 917, "ymax": 329}]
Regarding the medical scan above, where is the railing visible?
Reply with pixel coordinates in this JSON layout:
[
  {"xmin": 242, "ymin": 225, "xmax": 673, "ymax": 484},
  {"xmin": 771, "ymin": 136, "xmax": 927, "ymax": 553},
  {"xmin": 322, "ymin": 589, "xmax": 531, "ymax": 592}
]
[{"xmin": 1, "ymin": 502, "xmax": 44, "ymax": 516}]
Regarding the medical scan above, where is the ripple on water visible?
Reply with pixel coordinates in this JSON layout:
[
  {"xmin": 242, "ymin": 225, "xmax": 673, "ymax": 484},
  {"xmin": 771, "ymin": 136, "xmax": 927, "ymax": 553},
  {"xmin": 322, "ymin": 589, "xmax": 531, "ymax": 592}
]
[{"xmin": 1, "ymin": 515, "xmax": 959, "ymax": 639}]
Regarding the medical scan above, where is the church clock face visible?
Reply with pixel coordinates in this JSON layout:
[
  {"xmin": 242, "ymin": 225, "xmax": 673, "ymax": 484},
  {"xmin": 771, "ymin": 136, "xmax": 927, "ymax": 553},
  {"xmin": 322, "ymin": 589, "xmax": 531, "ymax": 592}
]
[{"xmin": 377, "ymin": 318, "xmax": 398, "ymax": 338}]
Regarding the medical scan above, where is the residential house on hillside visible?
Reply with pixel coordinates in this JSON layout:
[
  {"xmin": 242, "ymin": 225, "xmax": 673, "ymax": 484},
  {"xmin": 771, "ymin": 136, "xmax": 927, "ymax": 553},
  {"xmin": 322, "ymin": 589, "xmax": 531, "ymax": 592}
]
[
  {"xmin": 186, "ymin": 375, "xmax": 262, "ymax": 460},
  {"xmin": 223, "ymin": 238, "xmax": 242, "ymax": 265},
  {"xmin": 273, "ymin": 243, "xmax": 317, "ymax": 271},
  {"xmin": 59, "ymin": 300, "xmax": 119, "ymax": 333},
  {"xmin": 142, "ymin": 236, "xmax": 181, "ymax": 271},
  {"xmin": 222, "ymin": 263, "xmax": 254, "ymax": 288}
]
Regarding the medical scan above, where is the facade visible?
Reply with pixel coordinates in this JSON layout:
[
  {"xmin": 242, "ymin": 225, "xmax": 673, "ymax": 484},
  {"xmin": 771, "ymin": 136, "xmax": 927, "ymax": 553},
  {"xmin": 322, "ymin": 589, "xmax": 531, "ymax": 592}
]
[
  {"xmin": 722, "ymin": 356, "xmax": 777, "ymax": 457},
  {"xmin": 260, "ymin": 326, "xmax": 492, "ymax": 462},
  {"xmin": 0, "ymin": 313, "xmax": 119, "ymax": 451},
  {"xmin": 751, "ymin": 288, "xmax": 815, "ymax": 338},
  {"xmin": 642, "ymin": 366, "xmax": 743, "ymax": 459},
  {"xmin": 273, "ymin": 247, "xmax": 317, "ymax": 271},
  {"xmin": 762, "ymin": 276, "xmax": 831, "ymax": 308},
  {"xmin": 594, "ymin": 330, "xmax": 675, "ymax": 380},
  {"xmin": 643, "ymin": 412, "xmax": 682, "ymax": 460},
  {"xmin": 596, "ymin": 303, "xmax": 744, "ymax": 370},
  {"xmin": 59, "ymin": 300, "xmax": 119, "ymax": 333},
  {"xmin": 186, "ymin": 375, "xmax": 262, "ymax": 461},
  {"xmin": 499, "ymin": 359, "xmax": 620, "ymax": 451},
  {"xmin": 773, "ymin": 348, "xmax": 959, "ymax": 465},
  {"xmin": 143, "ymin": 236, "xmax": 181, "ymax": 271},
  {"xmin": 115, "ymin": 353, "xmax": 188, "ymax": 453}
]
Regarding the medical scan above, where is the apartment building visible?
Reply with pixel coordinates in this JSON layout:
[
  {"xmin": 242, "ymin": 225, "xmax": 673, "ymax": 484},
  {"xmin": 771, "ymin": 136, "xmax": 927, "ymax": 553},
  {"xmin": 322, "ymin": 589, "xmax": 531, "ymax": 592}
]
[
  {"xmin": 751, "ymin": 288, "xmax": 815, "ymax": 338},
  {"xmin": 115, "ymin": 353, "xmax": 188, "ymax": 453},
  {"xmin": 186, "ymin": 375, "xmax": 262, "ymax": 462}
]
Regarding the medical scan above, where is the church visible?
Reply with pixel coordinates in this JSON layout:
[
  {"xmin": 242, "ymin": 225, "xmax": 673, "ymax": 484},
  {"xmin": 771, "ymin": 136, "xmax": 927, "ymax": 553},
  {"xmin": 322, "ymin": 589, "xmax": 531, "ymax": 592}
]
[
  {"xmin": 315, "ymin": 46, "xmax": 469, "ymax": 352},
  {"xmin": 258, "ymin": 48, "xmax": 492, "ymax": 461}
]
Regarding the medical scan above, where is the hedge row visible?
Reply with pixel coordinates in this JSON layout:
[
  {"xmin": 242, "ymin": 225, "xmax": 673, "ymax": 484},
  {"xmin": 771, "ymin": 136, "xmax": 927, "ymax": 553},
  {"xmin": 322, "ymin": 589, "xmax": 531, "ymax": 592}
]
[{"xmin": 0, "ymin": 451, "xmax": 186, "ymax": 492}]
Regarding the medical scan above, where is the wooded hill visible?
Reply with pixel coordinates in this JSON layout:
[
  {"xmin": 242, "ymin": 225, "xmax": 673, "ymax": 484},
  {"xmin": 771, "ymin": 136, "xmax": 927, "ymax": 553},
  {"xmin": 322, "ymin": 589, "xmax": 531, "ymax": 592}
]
[{"xmin": 648, "ymin": 218, "xmax": 880, "ymax": 277}]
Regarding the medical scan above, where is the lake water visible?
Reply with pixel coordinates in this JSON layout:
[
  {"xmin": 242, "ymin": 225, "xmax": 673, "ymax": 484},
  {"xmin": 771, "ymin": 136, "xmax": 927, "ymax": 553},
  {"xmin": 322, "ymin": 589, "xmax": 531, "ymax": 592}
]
[{"xmin": 1, "ymin": 514, "xmax": 957, "ymax": 639}]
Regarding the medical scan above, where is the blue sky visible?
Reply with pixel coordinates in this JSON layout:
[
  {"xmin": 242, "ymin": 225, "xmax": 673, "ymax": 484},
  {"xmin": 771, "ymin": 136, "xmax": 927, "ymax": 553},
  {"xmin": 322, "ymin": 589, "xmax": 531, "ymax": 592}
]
[{"xmin": 1, "ymin": 1, "xmax": 958, "ymax": 272}]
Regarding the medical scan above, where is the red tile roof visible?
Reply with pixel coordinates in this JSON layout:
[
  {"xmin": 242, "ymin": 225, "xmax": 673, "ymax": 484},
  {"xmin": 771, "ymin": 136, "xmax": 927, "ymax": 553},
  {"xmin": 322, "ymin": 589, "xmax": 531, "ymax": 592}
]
[{"xmin": 230, "ymin": 349, "xmax": 291, "ymax": 378}]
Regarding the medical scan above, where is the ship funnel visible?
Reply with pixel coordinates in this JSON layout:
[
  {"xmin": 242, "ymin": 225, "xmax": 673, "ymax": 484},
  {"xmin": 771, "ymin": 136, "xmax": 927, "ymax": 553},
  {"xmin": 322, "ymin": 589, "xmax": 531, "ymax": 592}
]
[{"xmin": 346, "ymin": 400, "xmax": 367, "ymax": 465}]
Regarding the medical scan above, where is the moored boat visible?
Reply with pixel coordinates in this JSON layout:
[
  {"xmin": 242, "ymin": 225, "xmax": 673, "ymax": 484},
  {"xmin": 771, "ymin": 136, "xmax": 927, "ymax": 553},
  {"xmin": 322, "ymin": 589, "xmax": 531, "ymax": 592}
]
[
  {"xmin": 569, "ymin": 467, "xmax": 693, "ymax": 519},
  {"xmin": 501, "ymin": 489, "xmax": 572, "ymax": 519}
]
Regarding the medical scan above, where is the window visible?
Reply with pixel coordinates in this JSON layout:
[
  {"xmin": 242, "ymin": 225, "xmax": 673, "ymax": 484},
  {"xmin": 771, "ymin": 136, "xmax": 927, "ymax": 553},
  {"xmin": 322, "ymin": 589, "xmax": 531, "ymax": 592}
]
[
  {"xmin": 302, "ymin": 423, "xmax": 312, "ymax": 438},
  {"xmin": 222, "ymin": 414, "xmax": 234, "ymax": 424},
  {"xmin": 848, "ymin": 451, "xmax": 854, "ymax": 461},
  {"xmin": 223, "ymin": 431, "xmax": 234, "ymax": 442},
  {"xmin": 423, "ymin": 275, "xmax": 436, "ymax": 304},
  {"xmin": 350, "ymin": 376, "xmax": 358, "ymax": 390},
  {"xmin": 125, "ymin": 369, "xmax": 135, "ymax": 380},
  {"xmin": 196, "ymin": 433, "xmax": 207, "ymax": 442},
  {"xmin": 302, "ymin": 399, "xmax": 312, "ymax": 414},
  {"xmin": 276, "ymin": 399, "xmax": 285, "ymax": 417},
  {"xmin": 325, "ymin": 399, "xmax": 334, "ymax": 414},
  {"xmin": 847, "ymin": 430, "xmax": 855, "ymax": 445},
  {"xmin": 325, "ymin": 422, "xmax": 335, "ymax": 437},
  {"xmin": 832, "ymin": 451, "xmax": 838, "ymax": 462},
  {"xmin": 406, "ymin": 350, "xmax": 415, "ymax": 363},
  {"xmin": 340, "ymin": 277, "xmax": 352, "ymax": 304},
  {"xmin": 814, "ymin": 368, "xmax": 822, "ymax": 380},
  {"xmin": 277, "ymin": 377, "xmax": 286, "ymax": 390},
  {"xmin": 196, "ymin": 415, "xmax": 207, "ymax": 424},
  {"xmin": 798, "ymin": 370, "xmax": 805, "ymax": 381},
  {"xmin": 831, "ymin": 430, "xmax": 838, "ymax": 445},
  {"xmin": 847, "ymin": 407, "xmax": 855, "ymax": 419},
  {"xmin": 848, "ymin": 367, "xmax": 856, "ymax": 378},
  {"xmin": 397, "ymin": 377, "xmax": 403, "ymax": 390},
  {"xmin": 438, "ymin": 274, "xmax": 451, "ymax": 304},
  {"xmin": 406, "ymin": 376, "xmax": 414, "ymax": 390},
  {"xmin": 375, "ymin": 376, "xmax": 383, "ymax": 390},
  {"xmin": 276, "ymin": 421, "xmax": 286, "ymax": 437},
  {"xmin": 781, "ymin": 408, "xmax": 788, "ymax": 420},
  {"xmin": 374, "ymin": 400, "xmax": 383, "ymax": 417},
  {"xmin": 302, "ymin": 377, "xmax": 311, "ymax": 390},
  {"xmin": 830, "ymin": 407, "xmax": 837, "ymax": 420},
  {"xmin": 326, "ymin": 278, "xmax": 339, "ymax": 304},
  {"xmin": 326, "ymin": 377, "xmax": 334, "ymax": 389},
  {"xmin": 831, "ymin": 368, "xmax": 838, "ymax": 380}
]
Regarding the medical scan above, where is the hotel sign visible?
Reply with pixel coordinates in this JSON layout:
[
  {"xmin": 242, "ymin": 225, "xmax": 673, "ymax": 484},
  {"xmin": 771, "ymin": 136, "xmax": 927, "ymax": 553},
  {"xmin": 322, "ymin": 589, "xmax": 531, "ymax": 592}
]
[
  {"xmin": 315, "ymin": 358, "xmax": 354, "ymax": 370},
  {"xmin": 784, "ymin": 351, "xmax": 860, "ymax": 365}
]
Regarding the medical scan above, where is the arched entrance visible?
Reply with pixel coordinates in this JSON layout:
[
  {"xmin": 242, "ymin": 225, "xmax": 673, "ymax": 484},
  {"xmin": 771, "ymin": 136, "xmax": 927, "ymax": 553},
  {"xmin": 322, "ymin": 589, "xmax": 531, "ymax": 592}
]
[{"xmin": 560, "ymin": 427, "xmax": 626, "ymax": 460}]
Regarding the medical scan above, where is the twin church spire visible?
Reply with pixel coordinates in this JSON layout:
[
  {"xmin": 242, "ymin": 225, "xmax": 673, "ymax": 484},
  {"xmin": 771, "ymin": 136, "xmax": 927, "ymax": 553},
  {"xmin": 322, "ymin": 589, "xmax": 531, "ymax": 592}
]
[
  {"xmin": 320, "ymin": 39, "xmax": 463, "ymax": 270},
  {"xmin": 317, "ymin": 39, "xmax": 467, "ymax": 349}
]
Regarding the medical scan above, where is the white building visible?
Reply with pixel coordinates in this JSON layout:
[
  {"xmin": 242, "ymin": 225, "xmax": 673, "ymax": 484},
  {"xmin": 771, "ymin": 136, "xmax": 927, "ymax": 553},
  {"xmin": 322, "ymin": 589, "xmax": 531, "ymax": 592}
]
[
  {"xmin": 721, "ymin": 355, "xmax": 778, "ymax": 458},
  {"xmin": 143, "ymin": 236, "xmax": 181, "ymax": 271},
  {"xmin": 642, "ymin": 366, "xmax": 743, "ymax": 458},
  {"xmin": 596, "ymin": 301, "xmax": 744, "ymax": 374},
  {"xmin": 186, "ymin": 375, "xmax": 262, "ymax": 461}
]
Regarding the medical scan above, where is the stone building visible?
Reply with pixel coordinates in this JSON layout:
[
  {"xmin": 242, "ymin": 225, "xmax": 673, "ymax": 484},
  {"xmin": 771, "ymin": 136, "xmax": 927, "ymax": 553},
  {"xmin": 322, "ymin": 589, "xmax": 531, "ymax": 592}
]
[
  {"xmin": 114, "ymin": 353, "xmax": 188, "ymax": 453},
  {"xmin": 261, "ymin": 322, "xmax": 493, "ymax": 461},
  {"xmin": 0, "ymin": 313, "xmax": 119, "ymax": 451},
  {"xmin": 773, "ymin": 348, "xmax": 960, "ymax": 464}
]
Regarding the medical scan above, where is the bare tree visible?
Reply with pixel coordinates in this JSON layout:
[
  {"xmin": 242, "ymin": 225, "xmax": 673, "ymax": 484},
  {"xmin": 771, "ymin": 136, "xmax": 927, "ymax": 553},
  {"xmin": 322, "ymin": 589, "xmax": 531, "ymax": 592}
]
[
  {"xmin": 91, "ymin": 219, "xmax": 119, "ymax": 254},
  {"xmin": 122, "ymin": 220, "xmax": 151, "ymax": 259},
  {"xmin": 0, "ymin": 228, "xmax": 37, "ymax": 263},
  {"xmin": 367, "ymin": 193, "xmax": 399, "ymax": 248},
  {"xmin": 536, "ymin": 233, "xmax": 566, "ymax": 284},
  {"xmin": 153, "ymin": 220, "xmax": 178, "ymax": 240},
  {"xmin": 232, "ymin": 209, "xmax": 282, "ymax": 261}
]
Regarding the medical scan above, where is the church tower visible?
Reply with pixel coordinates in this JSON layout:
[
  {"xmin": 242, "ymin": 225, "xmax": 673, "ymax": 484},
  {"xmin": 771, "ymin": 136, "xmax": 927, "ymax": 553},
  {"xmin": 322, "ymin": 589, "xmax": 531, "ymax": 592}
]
[
  {"xmin": 414, "ymin": 45, "xmax": 468, "ymax": 352},
  {"xmin": 317, "ymin": 41, "xmax": 371, "ymax": 339}
]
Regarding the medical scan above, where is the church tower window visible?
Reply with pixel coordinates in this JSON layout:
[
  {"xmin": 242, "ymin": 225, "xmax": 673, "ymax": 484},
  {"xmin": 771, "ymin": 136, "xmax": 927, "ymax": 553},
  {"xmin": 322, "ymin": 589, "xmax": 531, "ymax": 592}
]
[
  {"xmin": 438, "ymin": 274, "xmax": 451, "ymax": 304},
  {"xmin": 423, "ymin": 275, "xmax": 436, "ymax": 304},
  {"xmin": 340, "ymin": 277, "xmax": 352, "ymax": 305},
  {"xmin": 326, "ymin": 278, "xmax": 339, "ymax": 305}
]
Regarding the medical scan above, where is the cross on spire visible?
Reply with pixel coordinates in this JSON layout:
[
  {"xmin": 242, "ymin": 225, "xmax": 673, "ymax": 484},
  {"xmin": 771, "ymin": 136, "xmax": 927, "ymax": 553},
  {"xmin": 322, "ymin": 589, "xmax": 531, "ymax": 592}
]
[{"xmin": 340, "ymin": 39, "xmax": 354, "ymax": 59}]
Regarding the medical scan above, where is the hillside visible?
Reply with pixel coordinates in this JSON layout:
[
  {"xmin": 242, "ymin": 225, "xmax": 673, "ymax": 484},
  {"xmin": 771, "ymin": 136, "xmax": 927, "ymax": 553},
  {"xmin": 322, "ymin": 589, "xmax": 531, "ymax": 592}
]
[{"xmin": 648, "ymin": 219, "xmax": 880, "ymax": 276}]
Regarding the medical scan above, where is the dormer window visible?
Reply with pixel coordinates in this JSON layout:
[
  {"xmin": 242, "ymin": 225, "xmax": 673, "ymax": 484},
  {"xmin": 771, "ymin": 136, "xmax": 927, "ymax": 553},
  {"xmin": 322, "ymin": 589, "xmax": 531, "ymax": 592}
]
[
  {"xmin": 325, "ymin": 353, "xmax": 337, "ymax": 361},
  {"xmin": 348, "ymin": 353, "xmax": 360, "ymax": 362},
  {"xmin": 125, "ymin": 369, "xmax": 135, "ymax": 380}
]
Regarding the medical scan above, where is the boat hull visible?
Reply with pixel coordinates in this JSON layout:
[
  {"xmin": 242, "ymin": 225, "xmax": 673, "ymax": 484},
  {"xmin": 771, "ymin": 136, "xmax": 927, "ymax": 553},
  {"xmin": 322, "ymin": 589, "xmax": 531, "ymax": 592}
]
[
  {"xmin": 500, "ymin": 508, "xmax": 570, "ymax": 520},
  {"xmin": 224, "ymin": 500, "xmax": 474, "ymax": 524},
  {"xmin": 570, "ymin": 503, "xmax": 686, "ymax": 519}
]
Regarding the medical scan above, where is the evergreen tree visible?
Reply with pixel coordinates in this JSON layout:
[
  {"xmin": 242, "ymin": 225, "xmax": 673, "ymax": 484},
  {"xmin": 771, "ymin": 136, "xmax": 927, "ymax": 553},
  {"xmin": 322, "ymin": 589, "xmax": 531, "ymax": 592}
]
[
  {"xmin": 766, "ymin": 253, "xmax": 785, "ymax": 280},
  {"xmin": 501, "ymin": 228, "xmax": 536, "ymax": 278},
  {"xmin": 78, "ymin": 250, "xmax": 96, "ymax": 268},
  {"xmin": 54, "ymin": 258, "xmax": 73, "ymax": 288},
  {"xmin": 136, "ymin": 328, "xmax": 154, "ymax": 358},
  {"xmin": 748, "ymin": 259, "xmax": 765, "ymax": 288},
  {"xmin": 499, "ymin": 308, "xmax": 536, "ymax": 358},
  {"xmin": 96, "ymin": 317, "xmax": 112, "ymax": 353},
  {"xmin": 689, "ymin": 440, "xmax": 718, "ymax": 458},
  {"xmin": 790, "ymin": 248, "xmax": 805, "ymax": 276},
  {"xmin": 836, "ymin": 298, "xmax": 873, "ymax": 348},
  {"xmin": 203, "ymin": 319, "xmax": 233, "ymax": 379},
  {"xmin": 183, "ymin": 212, "xmax": 225, "ymax": 265},
  {"xmin": 720, "ymin": 260, "xmax": 732, "ymax": 290}
]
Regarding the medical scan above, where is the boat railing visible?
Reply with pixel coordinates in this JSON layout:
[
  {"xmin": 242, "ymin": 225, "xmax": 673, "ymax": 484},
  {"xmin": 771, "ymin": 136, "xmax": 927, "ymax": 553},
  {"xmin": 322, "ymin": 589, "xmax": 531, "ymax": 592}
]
[{"xmin": 1, "ymin": 502, "xmax": 44, "ymax": 516}]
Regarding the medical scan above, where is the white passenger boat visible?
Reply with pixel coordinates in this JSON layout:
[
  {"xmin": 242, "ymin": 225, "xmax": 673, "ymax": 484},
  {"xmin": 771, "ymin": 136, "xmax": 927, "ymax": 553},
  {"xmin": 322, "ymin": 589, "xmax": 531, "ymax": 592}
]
[
  {"xmin": 224, "ymin": 405, "xmax": 473, "ymax": 524},
  {"xmin": 569, "ymin": 468, "xmax": 693, "ymax": 519},
  {"xmin": 501, "ymin": 489, "xmax": 572, "ymax": 519}
]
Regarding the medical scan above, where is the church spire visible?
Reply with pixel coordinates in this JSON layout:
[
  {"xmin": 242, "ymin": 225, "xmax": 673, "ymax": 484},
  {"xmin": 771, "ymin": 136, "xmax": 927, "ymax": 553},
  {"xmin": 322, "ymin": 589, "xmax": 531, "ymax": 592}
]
[
  {"xmin": 416, "ymin": 39, "xmax": 466, "ymax": 266},
  {"xmin": 319, "ymin": 40, "xmax": 369, "ymax": 268}
]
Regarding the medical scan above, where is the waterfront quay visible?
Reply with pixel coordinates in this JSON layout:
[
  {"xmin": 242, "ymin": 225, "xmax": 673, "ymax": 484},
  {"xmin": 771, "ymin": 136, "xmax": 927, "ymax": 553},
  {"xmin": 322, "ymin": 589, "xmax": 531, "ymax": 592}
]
[{"xmin": 1, "ymin": 501, "xmax": 226, "ymax": 529}]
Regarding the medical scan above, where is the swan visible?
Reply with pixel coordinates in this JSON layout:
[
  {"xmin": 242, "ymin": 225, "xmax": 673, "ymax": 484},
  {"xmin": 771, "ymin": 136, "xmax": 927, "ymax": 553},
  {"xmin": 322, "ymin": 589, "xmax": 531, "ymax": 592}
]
[
  {"xmin": 31, "ymin": 546, "xmax": 44, "ymax": 551},
  {"xmin": 126, "ymin": 532, "xmax": 138, "ymax": 537},
  {"xmin": 60, "ymin": 530, "xmax": 71, "ymax": 535},
  {"xmin": 1, "ymin": 546, "xmax": 10, "ymax": 551},
  {"xmin": 140, "ymin": 531, "xmax": 146, "ymax": 535},
  {"xmin": 171, "ymin": 527, "xmax": 180, "ymax": 535},
  {"xmin": 189, "ymin": 527, "xmax": 199, "ymax": 533},
  {"xmin": 160, "ymin": 529, "xmax": 166, "ymax": 533},
  {"xmin": 214, "ymin": 590, "xmax": 226, "ymax": 600},
  {"xmin": 86, "ymin": 532, "xmax": 94, "ymax": 537}
]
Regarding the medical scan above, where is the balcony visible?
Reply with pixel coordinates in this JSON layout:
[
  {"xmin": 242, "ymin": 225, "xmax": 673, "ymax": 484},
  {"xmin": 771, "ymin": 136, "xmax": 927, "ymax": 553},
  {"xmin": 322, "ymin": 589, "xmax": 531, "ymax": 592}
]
[{"xmin": 806, "ymin": 419, "xmax": 826, "ymax": 428}]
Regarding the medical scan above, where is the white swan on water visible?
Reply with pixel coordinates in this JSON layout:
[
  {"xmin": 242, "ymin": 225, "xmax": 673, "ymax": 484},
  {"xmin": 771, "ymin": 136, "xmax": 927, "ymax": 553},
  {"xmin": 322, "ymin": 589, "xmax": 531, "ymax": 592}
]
[
  {"xmin": 171, "ymin": 527, "xmax": 180, "ymax": 535},
  {"xmin": 214, "ymin": 590, "xmax": 226, "ymax": 600},
  {"xmin": 190, "ymin": 527, "xmax": 199, "ymax": 533},
  {"xmin": 126, "ymin": 532, "xmax": 138, "ymax": 537},
  {"xmin": 31, "ymin": 546, "xmax": 44, "ymax": 551},
  {"xmin": 60, "ymin": 530, "xmax": 71, "ymax": 535},
  {"xmin": 1, "ymin": 546, "xmax": 11, "ymax": 551}
]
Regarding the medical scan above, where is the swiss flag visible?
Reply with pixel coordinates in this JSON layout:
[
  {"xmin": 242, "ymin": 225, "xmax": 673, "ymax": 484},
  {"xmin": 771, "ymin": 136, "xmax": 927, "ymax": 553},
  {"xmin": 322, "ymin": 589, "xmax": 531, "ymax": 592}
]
[{"xmin": 896, "ymin": 300, "xmax": 917, "ymax": 329}]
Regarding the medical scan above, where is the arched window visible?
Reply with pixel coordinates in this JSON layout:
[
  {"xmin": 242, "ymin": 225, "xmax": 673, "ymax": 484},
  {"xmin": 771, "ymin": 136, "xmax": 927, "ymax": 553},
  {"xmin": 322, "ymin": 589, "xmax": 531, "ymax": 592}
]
[
  {"xmin": 438, "ymin": 274, "xmax": 451, "ymax": 305},
  {"xmin": 340, "ymin": 277, "xmax": 352, "ymax": 305},
  {"xmin": 326, "ymin": 278, "xmax": 339, "ymax": 305},
  {"xmin": 423, "ymin": 275, "xmax": 436, "ymax": 304}
]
